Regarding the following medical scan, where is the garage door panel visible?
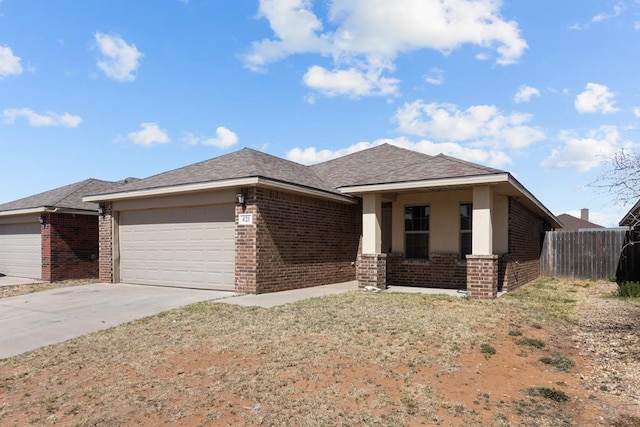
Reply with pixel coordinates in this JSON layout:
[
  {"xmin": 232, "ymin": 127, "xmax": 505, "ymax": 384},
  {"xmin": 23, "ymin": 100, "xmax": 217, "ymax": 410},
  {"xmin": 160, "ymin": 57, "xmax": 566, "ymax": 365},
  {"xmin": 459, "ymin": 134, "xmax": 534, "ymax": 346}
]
[
  {"xmin": 0, "ymin": 222, "xmax": 41, "ymax": 279},
  {"xmin": 119, "ymin": 205, "xmax": 235, "ymax": 290}
]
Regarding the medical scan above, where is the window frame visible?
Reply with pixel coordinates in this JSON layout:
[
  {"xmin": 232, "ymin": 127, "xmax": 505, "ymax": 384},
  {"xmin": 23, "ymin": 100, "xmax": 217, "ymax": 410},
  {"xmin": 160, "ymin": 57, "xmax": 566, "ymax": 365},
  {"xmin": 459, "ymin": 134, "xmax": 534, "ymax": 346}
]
[
  {"xmin": 404, "ymin": 205, "xmax": 430, "ymax": 260},
  {"xmin": 459, "ymin": 202, "xmax": 472, "ymax": 260}
]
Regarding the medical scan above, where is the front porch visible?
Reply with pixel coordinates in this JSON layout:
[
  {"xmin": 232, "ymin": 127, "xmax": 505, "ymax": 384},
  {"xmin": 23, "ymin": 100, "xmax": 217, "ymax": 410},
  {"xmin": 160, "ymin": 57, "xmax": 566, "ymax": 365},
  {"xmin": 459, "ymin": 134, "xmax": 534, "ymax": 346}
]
[{"xmin": 354, "ymin": 185, "xmax": 508, "ymax": 299}]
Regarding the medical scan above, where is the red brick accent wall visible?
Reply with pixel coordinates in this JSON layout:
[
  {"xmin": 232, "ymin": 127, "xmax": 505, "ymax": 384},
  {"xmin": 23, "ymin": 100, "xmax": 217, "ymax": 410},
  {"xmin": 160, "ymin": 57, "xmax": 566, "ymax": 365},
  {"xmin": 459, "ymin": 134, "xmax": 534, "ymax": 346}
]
[
  {"xmin": 357, "ymin": 253, "xmax": 387, "ymax": 289},
  {"xmin": 387, "ymin": 253, "xmax": 467, "ymax": 289},
  {"xmin": 41, "ymin": 213, "xmax": 99, "ymax": 282},
  {"xmin": 98, "ymin": 203, "xmax": 114, "ymax": 283},
  {"xmin": 503, "ymin": 198, "xmax": 545, "ymax": 291},
  {"xmin": 466, "ymin": 255, "xmax": 498, "ymax": 299},
  {"xmin": 238, "ymin": 188, "xmax": 360, "ymax": 293}
]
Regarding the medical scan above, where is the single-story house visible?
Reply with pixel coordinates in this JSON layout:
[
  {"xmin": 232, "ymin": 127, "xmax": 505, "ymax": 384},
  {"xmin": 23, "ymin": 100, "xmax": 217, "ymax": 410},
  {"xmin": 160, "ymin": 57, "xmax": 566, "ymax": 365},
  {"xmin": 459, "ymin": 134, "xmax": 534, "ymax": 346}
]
[
  {"xmin": 556, "ymin": 209, "xmax": 603, "ymax": 231},
  {"xmin": 0, "ymin": 179, "xmax": 125, "ymax": 281},
  {"xmin": 84, "ymin": 144, "xmax": 561, "ymax": 299},
  {"xmin": 619, "ymin": 199, "xmax": 640, "ymax": 230}
]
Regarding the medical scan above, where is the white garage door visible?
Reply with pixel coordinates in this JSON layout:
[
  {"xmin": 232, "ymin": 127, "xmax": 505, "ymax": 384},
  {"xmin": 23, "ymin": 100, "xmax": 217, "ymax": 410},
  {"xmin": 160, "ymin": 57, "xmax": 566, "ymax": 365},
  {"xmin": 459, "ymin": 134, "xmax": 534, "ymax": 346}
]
[
  {"xmin": 0, "ymin": 221, "xmax": 42, "ymax": 279},
  {"xmin": 119, "ymin": 205, "xmax": 235, "ymax": 290}
]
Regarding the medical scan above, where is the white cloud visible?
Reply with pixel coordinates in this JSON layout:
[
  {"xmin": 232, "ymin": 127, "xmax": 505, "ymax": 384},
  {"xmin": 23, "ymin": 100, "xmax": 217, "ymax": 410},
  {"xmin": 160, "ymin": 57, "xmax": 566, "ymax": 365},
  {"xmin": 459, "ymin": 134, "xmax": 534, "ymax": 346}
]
[
  {"xmin": 2, "ymin": 108, "xmax": 82, "ymax": 127},
  {"xmin": 302, "ymin": 63, "xmax": 399, "ymax": 97},
  {"xmin": 394, "ymin": 100, "xmax": 544, "ymax": 150},
  {"xmin": 182, "ymin": 126, "xmax": 239, "ymax": 149},
  {"xmin": 592, "ymin": 3, "xmax": 624, "ymax": 23},
  {"xmin": 0, "ymin": 46, "xmax": 23, "ymax": 78},
  {"xmin": 286, "ymin": 137, "xmax": 512, "ymax": 168},
  {"xmin": 574, "ymin": 83, "xmax": 618, "ymax": 114},
  {"xmin": 202, "ymin": 126, "xmax": 239, "ymax": 149},
  {"xmin": 244, "ymin": 0, "xmax": 527, "ymax": 97},
  {"xmin": 127, "ymin": 123, "xmax": 169, "ymax": 146},
  {"xmin": 541, "ymin": 126, "xmax": 629, "ymax": 171},
  {"xmin": 424, "ymin": 67, "xmax": 444, "ymax": 86},
  {"xmin": 633, "ymin": 107, "xmax": 640, "ymax": 118},
  {"xmin": 635, "ymin": 21, "xmax": 640, "ymax": 30},
  {"xmin": 514, "ymin": 85, "xmax": 541, "ymax": 103},
  {"xmin": 94, "ymin": 32, "xmax": 143, "ymax": 82}
]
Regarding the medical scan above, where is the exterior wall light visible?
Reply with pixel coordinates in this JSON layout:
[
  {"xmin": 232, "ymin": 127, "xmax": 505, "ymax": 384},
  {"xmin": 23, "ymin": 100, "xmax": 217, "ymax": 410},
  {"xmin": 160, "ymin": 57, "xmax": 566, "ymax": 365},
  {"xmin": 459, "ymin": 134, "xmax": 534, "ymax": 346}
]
[
  {"xmin": 39, "ymin": 215, "xmax": 45, "ymax": 225},
  {"xmin": 97, "ymin": 205, "xmax": 106, "ymax": 217},
  {"xmin": 236, "ymin": 192, "xmax": 246, "ymax": 207}
]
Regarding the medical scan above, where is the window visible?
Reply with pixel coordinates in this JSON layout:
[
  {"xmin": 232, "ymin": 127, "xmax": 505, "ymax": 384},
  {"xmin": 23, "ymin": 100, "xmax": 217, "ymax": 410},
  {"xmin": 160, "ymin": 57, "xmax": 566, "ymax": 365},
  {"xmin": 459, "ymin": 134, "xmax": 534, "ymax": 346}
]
[
  {"xmin": 460, "ymin": 203, "xmax": 472, "ymax": 259},
  {"xmin": 404, "ymin": 206, "xmax": 429, "ymax": 259}
]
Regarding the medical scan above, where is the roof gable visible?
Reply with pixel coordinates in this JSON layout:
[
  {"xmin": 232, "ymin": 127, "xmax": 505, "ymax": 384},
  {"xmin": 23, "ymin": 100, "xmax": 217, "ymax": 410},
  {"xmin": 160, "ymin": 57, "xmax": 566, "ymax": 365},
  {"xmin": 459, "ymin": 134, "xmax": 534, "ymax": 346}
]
[{"xmin": 0, "ymin": 179, "xmax": 124, "ymax": 213}]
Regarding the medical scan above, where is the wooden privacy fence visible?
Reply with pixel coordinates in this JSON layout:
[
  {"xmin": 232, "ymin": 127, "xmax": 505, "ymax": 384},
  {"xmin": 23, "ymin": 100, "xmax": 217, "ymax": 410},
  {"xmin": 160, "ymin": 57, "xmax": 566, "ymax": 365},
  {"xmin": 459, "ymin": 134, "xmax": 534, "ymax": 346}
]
[{"xmin": 541, "ymin": 229, "xmax": 640, "ymax": 281}]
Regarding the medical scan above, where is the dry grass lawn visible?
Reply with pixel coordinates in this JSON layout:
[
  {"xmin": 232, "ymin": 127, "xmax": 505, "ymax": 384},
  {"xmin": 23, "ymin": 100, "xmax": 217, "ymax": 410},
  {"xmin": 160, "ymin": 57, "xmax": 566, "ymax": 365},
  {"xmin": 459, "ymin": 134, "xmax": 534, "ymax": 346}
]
[{"xmin": 1, "ymin": 277, "xmax": 639, "ymax": 426}]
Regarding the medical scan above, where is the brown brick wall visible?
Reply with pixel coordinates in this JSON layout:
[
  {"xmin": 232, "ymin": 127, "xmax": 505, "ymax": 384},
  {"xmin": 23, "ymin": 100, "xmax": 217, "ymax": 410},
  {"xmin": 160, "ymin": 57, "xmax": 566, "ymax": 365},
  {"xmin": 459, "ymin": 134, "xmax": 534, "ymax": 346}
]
[
  {"xmin": 235, "ymin": 188, "xmax": 258, "ymax": 293},
  {"xmin": 387, "ymin": 253, "xmax": 467, "ymax": 289},
  {"xmin": 357, "ymin": 253, "xmax": 387, "ymax": 289},
  {"xmin": 467, "ymin": 255, "xmax": 498, "ymax": 299},
  {"xmin": 503, "ymin": 198, "xmax": 545, "ymax": 291},
  {"xmin": 245, "ymin": 188, "xmax": 361, "ymax": 293},
  {"xmin": 98, "ymin": 203, "xmax": 113, "ymax": 283},
  {"xmin": 41, "ymin": 213, "xmax": 99, "ymax": 282}
]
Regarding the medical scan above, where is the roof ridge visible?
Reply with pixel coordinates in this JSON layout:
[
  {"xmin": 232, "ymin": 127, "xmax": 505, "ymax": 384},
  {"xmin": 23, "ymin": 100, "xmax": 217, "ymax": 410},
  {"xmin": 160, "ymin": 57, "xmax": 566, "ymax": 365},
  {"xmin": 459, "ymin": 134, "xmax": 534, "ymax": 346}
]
[
  {"xmin": 312, "ymin": 143, "xmax": 432, "ymax": 168},
  {"xmin": 49, "ymin": 178, "xmax": 100, "ymax": 207},
  {"xmin": 433, "ymin": 153, "xmax": 504, "ymax": 173}
]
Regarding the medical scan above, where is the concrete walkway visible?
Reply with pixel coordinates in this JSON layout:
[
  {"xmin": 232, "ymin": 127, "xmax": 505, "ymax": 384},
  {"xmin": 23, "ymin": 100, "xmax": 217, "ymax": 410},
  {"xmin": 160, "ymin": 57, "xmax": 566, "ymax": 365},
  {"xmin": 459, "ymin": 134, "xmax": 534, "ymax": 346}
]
[
  {"xmin": 0, "ymin": 283, "xmax": 234, "ymax": 359},
  {"xmin": 0, "ymin": 275, "xmax": 42, "ymax": 287},
  {"xmin": 215, "ymin": 281, "xmax": 359, "ymax": 308}
]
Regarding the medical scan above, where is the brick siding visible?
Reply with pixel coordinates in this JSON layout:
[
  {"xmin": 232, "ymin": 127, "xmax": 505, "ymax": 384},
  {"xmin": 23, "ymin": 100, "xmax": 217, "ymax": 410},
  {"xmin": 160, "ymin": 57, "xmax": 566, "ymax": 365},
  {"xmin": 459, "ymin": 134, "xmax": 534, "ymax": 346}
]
[
  {"xmin": 467, "ymin": 255, "xmax": 498, "ymax": 299},
  {"xmin": 503, "ymin": 198, "xmax": 546, "ymax": 291},
  {"xmin": 357, "ymin": 253, "xmax": 387, "ymax": 289},
  {"xmin": 98, "ymin": 203, "xmax": 113, "ymax": 282},
  {"xmin": 387, "ymin": 253, "xmax": 467, "ymax": 289},
  {"xmin": 237, "ymin": 188, "xmax": 361, "ymax": 293},
  {"xmin": 41, "ymin": 213, "xmax": 99, "ymax": 282},
  {"xmin": 235, "ymin": 188, "xmax": 258, "ymax": 293}
]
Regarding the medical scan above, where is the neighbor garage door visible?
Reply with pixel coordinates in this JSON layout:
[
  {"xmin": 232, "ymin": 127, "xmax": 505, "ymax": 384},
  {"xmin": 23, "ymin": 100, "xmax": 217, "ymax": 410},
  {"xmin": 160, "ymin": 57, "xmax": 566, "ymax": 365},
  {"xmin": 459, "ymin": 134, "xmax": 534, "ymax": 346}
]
[
  {"xmin": 0, "ymin": 220, "xmax": 42, "ymax": 279},
  {"xmin": 118, "ymin": 205, "xmax": 235, "ymax": 290}
]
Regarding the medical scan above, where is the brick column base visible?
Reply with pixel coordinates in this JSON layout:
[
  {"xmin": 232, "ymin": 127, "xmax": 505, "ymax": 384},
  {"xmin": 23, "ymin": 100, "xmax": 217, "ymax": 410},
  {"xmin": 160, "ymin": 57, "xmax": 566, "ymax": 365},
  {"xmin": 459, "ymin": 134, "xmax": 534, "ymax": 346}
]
[
  {"xmin": 357, "ymin": 253, "xmax": 387, "ymax": 290},
  {"xmin": 466, "ymin": 255, "xmax": 498, "ymax": 299}
]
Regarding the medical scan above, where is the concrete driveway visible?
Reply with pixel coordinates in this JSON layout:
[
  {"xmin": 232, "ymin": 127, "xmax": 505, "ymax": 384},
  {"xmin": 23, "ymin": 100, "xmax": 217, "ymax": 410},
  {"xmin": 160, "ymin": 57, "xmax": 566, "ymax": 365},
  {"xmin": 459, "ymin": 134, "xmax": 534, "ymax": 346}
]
[{"xmin": 0, "ymin": 283, "xmax": 235, "ymax": 359}]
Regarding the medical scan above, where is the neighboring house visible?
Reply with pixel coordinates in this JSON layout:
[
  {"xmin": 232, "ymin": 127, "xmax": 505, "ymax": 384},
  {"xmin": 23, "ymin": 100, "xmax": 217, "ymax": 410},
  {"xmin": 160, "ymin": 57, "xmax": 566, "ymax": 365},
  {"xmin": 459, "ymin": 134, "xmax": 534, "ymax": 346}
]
[
  {"xmin": 0, "ymin": 179, "xmax": 126, "ymax": 281},
  {"xmin": 619, "ymin": 199, "xmax": 640, "ymax": 229},
  {"xmin": 84, "ymin": 144, "xmax": 561, "ymax": 299},
  {"xmin": 556, "ymin": 209, "xmax": 604, "ymax": 232}
]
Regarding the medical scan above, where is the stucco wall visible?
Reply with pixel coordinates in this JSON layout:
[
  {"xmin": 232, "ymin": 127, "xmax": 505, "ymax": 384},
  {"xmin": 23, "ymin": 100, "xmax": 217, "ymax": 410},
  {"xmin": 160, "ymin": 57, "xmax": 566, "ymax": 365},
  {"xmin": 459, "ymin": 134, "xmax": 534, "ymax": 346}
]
[{"xmin": 390, "ymin": 190, "xmax": 508, "ymax": 256}]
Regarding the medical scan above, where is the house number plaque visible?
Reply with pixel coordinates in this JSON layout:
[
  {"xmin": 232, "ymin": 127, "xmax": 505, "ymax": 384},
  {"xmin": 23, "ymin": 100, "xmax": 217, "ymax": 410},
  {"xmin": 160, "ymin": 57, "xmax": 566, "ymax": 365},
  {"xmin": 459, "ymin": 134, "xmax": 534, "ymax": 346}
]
[{"xmin": 239, "ymin": 214, "xmax": 253, "ymax": 225}]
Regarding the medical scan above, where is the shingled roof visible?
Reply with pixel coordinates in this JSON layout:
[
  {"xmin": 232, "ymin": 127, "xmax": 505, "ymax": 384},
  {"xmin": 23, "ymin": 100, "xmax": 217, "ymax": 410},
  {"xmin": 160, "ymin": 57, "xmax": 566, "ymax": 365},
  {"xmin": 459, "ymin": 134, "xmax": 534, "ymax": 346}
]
[
  {"xmin": 313, "ymin": 145, "xmax": 503, "ymax": 188},
  {"xmin": 0, "ymin": 179, "xmax": 124, "ymax": 214},
  {"xmin": 97, "ymin": 148, "xmax": 338, "ymax": 196},
  {"xmin": 556, "ymin": 213, "xmax": 604, "ymax": 231}
]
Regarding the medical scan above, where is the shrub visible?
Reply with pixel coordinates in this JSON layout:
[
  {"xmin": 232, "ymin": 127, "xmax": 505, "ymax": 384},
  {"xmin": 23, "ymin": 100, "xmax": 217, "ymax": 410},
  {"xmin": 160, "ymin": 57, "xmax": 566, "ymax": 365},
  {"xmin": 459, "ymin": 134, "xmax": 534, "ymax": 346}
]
[
  {"xmin": 516, "ymin": 338, "xmax": 546, "ymax": 349},
  {"xmin": 480, "ymin": 343, "xmax": 496, "ymax": 357},
  {"xmin": 527, "ymin": 387, "xmax": 569, "ymax": 402},
  {"xmin": 618, "ymin": 282, "xmax": 640, "ymax": 298},
  {"xmin": 539, "ymin": 356, "xmax": 575, "ymax": 372}
]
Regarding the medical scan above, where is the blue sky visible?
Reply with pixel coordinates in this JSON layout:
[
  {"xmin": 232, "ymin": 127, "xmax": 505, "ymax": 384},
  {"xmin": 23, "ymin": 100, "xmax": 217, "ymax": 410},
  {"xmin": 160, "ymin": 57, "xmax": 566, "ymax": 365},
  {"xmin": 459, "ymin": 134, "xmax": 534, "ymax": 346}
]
[{"xmin": 1, "ymin": 0, "xmax": 639, "ymax": 226}]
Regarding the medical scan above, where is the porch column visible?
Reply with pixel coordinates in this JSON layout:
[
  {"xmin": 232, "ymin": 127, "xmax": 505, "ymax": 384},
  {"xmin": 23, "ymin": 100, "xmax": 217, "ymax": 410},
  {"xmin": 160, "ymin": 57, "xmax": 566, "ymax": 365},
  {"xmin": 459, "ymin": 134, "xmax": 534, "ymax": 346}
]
[
  {"xmin": 467, "ymin": 186, "xmax": 498, "ymax": 299},
  {"xmin": 472, "ymin": 185, "xmax": 493, "ymax": 255},
  {"xmin": 357, "ymin": 193, "xmax": 387, "ymax": 290},
  {"xmin": 362, "ymin": 193, "xmax": 382, "ymax": 254}
]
